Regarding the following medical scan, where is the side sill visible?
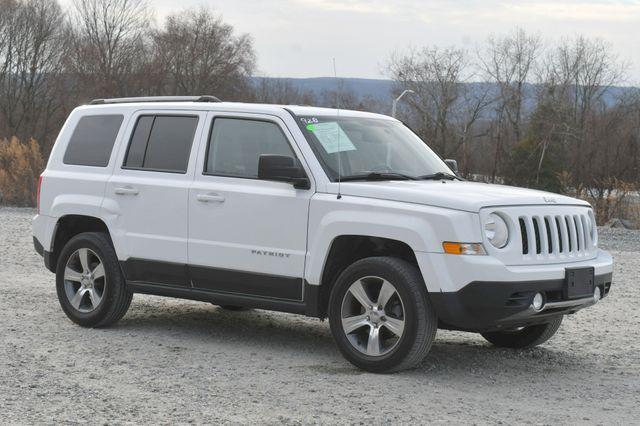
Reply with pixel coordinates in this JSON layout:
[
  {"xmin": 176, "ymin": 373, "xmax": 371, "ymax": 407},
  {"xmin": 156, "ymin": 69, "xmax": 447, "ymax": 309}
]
[{"xmin": 127, "ymin": 281, "xmax": 322, "ymax": 317}]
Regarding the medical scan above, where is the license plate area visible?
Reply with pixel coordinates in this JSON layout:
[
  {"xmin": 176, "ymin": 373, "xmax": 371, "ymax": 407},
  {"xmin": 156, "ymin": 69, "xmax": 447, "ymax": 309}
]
[{"xmin": 564, "ymin": 267, "xmax": 595, "ymax": 299}]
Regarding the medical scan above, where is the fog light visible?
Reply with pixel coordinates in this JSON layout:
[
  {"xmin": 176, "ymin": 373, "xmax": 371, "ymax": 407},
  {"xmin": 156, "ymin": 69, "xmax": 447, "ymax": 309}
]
[
  {"xmin": 532, "ymin": 293, "xmax": 544, "ymax": 311},
  {"xmin": 593, "ymin": 286, "xmax": 601, "ymax": 303}
]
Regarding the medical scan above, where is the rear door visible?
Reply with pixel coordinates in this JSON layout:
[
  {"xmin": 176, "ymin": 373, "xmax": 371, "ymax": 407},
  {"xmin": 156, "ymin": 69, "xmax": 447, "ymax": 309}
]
[
  {"xmin": 188, "ymin": 112, "xmax": 314, "ymax": 301},
  {"xmin": 104, "ymin": 110, "xmax": 206, "ymax": 287}
]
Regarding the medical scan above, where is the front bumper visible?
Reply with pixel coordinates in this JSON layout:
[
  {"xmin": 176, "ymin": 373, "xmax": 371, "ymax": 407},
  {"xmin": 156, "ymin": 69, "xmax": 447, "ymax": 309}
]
[
  {"xmin": 417, "ymin": 248, "xmax": 614, "ymax": 332},
  {"xmin": 416, "ymin": 248, "xmax": 613, "ymax": 293},
  {"xmin": 430, "ymin": 272, "xmax": 612, "ymax": 332}
]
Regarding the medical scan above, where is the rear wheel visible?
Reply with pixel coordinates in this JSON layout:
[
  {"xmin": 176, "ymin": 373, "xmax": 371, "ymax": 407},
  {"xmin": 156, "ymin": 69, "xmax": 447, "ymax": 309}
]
[
  {"xmin": 328, "ymin": 257, "xmax": 437, "ymax": 373},
  {"xmin": 481, "ymin": 316, "xmax": 563, "ymax": 349},
  {"xmin": 56, "ymin": 232, "xmax": 133, "ymax": 328}
]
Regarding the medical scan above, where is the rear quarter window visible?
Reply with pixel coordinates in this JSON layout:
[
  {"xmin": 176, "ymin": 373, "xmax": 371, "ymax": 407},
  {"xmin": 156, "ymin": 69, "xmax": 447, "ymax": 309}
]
[{"xmin": 63, "ymin": 115, "xmax": 124, "ymax": 167}]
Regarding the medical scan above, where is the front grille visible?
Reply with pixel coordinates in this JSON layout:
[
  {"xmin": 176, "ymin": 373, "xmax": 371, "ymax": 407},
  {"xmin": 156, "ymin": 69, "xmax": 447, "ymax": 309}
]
[{"xmin": 517, "ymin": 213, "xmax": 594, "ymax": 256}]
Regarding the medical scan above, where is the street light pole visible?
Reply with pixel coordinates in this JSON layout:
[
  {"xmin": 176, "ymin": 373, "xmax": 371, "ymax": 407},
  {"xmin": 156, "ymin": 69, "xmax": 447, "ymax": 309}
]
[{"xmin": 391, "ymin": 89, "xmax": 415, "ymax": 118}]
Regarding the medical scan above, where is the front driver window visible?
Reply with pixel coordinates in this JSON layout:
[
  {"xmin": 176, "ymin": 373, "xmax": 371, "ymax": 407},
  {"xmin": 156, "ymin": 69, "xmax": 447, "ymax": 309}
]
[{"xmin": 205, "ymin": 118, "xmax": 295, "ymax": 178}]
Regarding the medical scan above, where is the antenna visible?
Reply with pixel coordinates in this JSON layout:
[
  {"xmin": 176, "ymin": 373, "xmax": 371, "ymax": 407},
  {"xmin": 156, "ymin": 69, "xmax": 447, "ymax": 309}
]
[{"xmin": 333, "ymin": 58, "xmax": 342, "ymax": 200}]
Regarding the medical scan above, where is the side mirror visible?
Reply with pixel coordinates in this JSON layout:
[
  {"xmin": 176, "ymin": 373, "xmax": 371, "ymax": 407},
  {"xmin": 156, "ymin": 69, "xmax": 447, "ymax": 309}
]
[
  {"xmin": 258, "ymin": 155, "xmax": 310, "ymax": 189},
  {"xmin": 444, "ymin": 159, "xmax": 459, "ymax": 174}
]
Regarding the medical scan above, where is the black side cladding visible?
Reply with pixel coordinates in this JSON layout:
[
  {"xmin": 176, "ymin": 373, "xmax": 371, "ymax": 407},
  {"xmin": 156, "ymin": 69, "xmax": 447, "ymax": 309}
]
[{"xmin": 119, "ymin": 258, "xmax": 323, "ymax": 316}]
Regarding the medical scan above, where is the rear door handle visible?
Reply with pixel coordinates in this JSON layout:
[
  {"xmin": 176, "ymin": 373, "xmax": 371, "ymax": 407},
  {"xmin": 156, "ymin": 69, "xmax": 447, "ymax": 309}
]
[
  {"xmin": 114, "ymin": 186, "xmax": 139, "ymax": 196},
  {"xmin": 196, "ymin": 193, "xmax": 225, "ymax": 203}
]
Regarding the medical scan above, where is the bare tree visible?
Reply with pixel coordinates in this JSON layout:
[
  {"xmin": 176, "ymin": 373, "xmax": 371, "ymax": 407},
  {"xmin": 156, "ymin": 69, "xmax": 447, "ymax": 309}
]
[
  {"xmin": 479, "ymin": 28, "xmax": 543, "ymax": 181},
  {"xmin": 387, "ymin": 46, "xmax": 491, "ymax": 173},
  {"xmin": 67, "ymin": 0, "xmax": 150, "ymax": 98},
  {"xmin": 0, "ymin": 0, "xmax": 69, "ymax": 153},
  {"xmin": 538, "ymin": 36, "xmax": 627, "ymax": 193},
  {"xmin": 452, "ymin": 84, "xmax": 492, "ymax": 174},
  {"xmin": 0, "ymin": 0, "xmax": 638, "ymax": 218},
  {"xmin": 250, "ymin": 78, "xmax": 316, "ymax": 105},
  {"xmin": 149, "ymin": 8, "xmax": 255, "ymax": 100},
  {"xmin": 388, "ymin": 47, "xmax": 471, "ymax": 158}
]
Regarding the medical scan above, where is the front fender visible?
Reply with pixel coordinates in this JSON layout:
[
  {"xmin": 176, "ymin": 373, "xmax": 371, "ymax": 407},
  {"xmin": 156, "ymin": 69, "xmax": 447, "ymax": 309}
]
[{"xmin": 305, "ymin": 194, "xmax": 482, "ymax": 289}]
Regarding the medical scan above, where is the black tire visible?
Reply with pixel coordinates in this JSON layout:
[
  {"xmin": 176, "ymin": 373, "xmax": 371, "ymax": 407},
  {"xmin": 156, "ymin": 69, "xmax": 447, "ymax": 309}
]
[
  {"xmin": 481, "ymin": 316, "xmax": 563, "ymax": 349},
  {"xmin": 328, "ymin": 257, "xmax": 437, "ymax": 373},
  {"xmin": 56, "ymin": 232, "xmax": 133, "ymax": 328}
]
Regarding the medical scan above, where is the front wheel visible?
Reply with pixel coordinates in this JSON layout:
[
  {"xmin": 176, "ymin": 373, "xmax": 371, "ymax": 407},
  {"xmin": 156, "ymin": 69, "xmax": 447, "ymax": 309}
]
[
  {"xmin": 328, "ymin": 257, "xmax": 437, "ymax": 373},
  {"xmin": 481, "ymin": 316, "xmax": 563, "ymax": 349}
]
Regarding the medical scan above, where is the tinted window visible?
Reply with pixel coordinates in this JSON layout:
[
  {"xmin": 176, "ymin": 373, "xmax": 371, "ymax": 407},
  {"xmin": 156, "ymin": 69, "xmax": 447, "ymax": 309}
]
[
  {"xmin": 123, "ymin": 115, "xmax": 198, "ymax": 173},
  {"xmin": 206, "ymin": 118, "xmax": 294, "ymax": 178},
  {"xmin": 63, "ymin": 115, "xmax": 124, "ymax": 167},
  {"xmin": 123, "ymin": 116, "xmax": 153, "ymax": 169}
]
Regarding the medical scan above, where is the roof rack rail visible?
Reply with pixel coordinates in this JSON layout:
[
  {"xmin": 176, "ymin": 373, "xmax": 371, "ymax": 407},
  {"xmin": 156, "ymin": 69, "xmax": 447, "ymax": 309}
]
[{"xmin": 89, "ymin": 95, "xmax": 222, "ymax": 105}]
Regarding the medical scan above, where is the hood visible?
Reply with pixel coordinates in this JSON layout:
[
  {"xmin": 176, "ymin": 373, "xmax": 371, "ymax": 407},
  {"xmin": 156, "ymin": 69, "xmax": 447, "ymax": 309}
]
[{"xmin": 336, "ymin": 180, "xmax": 589, "ymax": 212}]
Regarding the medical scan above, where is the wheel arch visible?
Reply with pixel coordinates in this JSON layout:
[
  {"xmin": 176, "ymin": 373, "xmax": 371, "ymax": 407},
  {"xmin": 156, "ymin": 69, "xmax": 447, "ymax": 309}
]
[
  {"xmin": 48, "ymin": 215, "xmax": 112, "ymax": 272},
  {"xmin": 312, "ymin": 234, "xmax": 421, "ymax": 319}
]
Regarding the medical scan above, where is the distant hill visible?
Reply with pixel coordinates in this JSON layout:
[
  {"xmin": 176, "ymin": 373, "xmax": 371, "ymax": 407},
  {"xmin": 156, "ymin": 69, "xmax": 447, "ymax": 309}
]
[
  {"xmin": 252, "ymin": 77, "xmax": 638, "ymax": 115},
  {"xmin": 252, "ymin": 77, "xmax": 394, "ymax": 107}
]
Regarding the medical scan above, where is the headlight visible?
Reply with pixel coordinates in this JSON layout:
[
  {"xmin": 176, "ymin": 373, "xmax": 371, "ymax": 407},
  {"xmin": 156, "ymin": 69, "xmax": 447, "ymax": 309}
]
[{"xmin": 484, "ymin": 213, "xmax": 509, "ymax": 248}]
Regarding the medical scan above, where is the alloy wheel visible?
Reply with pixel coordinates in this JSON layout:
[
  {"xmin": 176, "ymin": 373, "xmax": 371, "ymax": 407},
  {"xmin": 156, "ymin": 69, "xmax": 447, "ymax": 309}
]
[
  {"xmin": 63, "ymin": 248, "xmax": 106, "ymax": 313},
  {"xmin": 340, "ymin": 276, "xmax": 406, "ymax": 356}
]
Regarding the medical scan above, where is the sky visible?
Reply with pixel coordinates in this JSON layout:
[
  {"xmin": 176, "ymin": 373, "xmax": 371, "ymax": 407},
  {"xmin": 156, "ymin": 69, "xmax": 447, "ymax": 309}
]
[{"xmin": 60, "ymin": 0, "xmax": 640, "ymax": 83}]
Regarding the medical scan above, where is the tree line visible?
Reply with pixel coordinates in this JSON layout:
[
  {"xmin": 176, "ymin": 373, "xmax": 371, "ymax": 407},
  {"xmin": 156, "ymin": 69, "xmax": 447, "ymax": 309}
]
[
  {"xmin": 388, "ymin": 30, "xmax": 640, "ymax": 222},
  {"xmin": 1, "ymin": 0, "xmax": 639, "ymax": 223}
]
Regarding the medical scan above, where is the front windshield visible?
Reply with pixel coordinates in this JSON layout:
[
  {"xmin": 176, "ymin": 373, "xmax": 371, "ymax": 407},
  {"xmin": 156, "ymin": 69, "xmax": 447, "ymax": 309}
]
[{"xmin": 296, "ymin": 115, "xmax": 452, "ymax": 181}]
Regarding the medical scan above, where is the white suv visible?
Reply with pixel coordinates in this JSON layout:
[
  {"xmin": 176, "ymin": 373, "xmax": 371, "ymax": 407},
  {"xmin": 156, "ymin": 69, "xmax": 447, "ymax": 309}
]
[{"xmin": 33, "ymin": 96, "xmax": 613, "ymax": 373}]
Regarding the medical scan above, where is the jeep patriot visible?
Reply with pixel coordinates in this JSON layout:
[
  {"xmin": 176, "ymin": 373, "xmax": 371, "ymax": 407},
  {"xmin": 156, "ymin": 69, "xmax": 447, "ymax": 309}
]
[{"xmin": 33, "ymin": 96, "xmax": 614, "ymax": 372}]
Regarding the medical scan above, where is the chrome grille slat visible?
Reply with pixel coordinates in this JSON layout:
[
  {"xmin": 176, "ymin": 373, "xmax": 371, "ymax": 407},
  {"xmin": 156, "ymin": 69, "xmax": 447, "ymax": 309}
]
[
  {"xmin": 482, "ymin": 206, "xmax": 597, "ymax": 266},
  {"xmin": 523, "ymin": 216, "xmax": 536, "ymax": 256},
  {"xmin": 536, "ymin": 216, "xmax": 549, "ymax": 255},
  {"xmin": 515, "ymin": 210, "xmax": 595, "ymax": 260},
  {"xmin": 545, "ymin": 216, "xmax": 557, "ymax": 254},
  {"xmin": 558, "ymin": 216, "xmax": 568, "ymax": 254},
  {"xmin": 581, "ymin": 215, "xmax": 591, "ymax": 247},
  {"xmin": 575, "ymin": 214, "xmax": 585, "ymax": 252},
  {"xmin": 566, "ymin": 216, "xmax": 577, "ymax": 253}
]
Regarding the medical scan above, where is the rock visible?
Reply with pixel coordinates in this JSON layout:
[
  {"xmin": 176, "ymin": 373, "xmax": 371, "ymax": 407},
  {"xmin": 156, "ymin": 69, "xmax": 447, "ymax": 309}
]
[
  {"xmin": 621, "ymin": 219, "xmax": 638, "ymax": 229},
  {"xmin": 604, "ymin": 218, "xmax": 636, "ymax": 229}
]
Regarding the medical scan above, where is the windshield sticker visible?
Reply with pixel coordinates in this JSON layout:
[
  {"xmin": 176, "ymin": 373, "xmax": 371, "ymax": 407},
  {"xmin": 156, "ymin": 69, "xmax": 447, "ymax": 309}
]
[
  {"xmin": 300, "ymin": 117, "xmax": 319, "ymax": 125},
  {"xmin": 309, "ymin": 122, "xmax": 356, "ymax": 154}
]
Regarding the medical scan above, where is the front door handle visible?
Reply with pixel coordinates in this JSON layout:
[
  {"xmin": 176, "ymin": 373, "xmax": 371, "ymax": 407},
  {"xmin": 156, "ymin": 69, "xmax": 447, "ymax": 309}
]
[
  {"xmin": 196, "ymin": 193, "xmax": 225, "ymax": 203},
  {"xmin": 114, "ymin": 186, "xmax": 139, "ymax": 196}
]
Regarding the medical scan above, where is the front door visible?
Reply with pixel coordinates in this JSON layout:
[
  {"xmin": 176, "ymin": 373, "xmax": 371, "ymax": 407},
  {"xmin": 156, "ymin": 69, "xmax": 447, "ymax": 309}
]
[{"xmin": 188, "ymin": 113, "xmax": 313, "ymax": 301}]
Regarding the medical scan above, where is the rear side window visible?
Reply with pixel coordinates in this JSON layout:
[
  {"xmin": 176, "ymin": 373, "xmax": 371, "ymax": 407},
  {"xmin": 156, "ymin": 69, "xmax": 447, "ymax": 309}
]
[
  {"xmin": 205, "ymin": 118, "xmax": 295, "ymax": 178},
  {"xmin": 63, "ymin": 115, "xmax": 124, "ymax": 167},
  {"xmin": 123, "ymin": 115, "xmax": 198, "ymax": 173}
]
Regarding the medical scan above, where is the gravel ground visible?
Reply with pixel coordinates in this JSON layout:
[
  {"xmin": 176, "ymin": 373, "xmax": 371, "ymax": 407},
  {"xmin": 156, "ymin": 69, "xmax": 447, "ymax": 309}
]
[{"xmin": 1, "ymin": 207, "xmax": 639, "ymax": 424}]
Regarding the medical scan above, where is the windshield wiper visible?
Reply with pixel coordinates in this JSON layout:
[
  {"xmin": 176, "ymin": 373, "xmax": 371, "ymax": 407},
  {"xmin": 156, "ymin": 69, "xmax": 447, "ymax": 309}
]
[
  {"xmin": 417, "ymin": 172, "xmax": 459, "ymax": 181},
  {"xmin": 339, "ymin": 172, "xmax": 418, "ymax": 182}
]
